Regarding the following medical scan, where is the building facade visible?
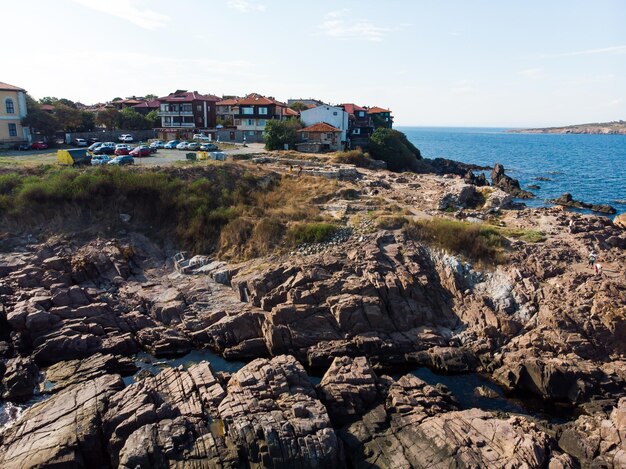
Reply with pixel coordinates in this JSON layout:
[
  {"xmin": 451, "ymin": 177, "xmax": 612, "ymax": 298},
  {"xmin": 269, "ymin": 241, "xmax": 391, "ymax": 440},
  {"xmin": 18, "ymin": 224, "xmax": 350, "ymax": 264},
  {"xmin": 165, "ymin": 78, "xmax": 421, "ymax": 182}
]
[
  {"xmin": 0, "ymin": 81, "xmax": 29, "ymax": 147},
  {"xmin": 300, "ymin": 105, "xmax": 349, "ymax": 143},
  {"xmin": 367, "ymin": 107, "xmax": 394, "ymax": 129},
  {"xmin": 297, "ymin": 122, "xmax": 342, "ymax": 152},
  {"xmin": 234, "ymin": 93, "xmax": 291, "ymax": 139},
  {"xmin": 216, "ymin": 98, "xmax": 240, "ymax": 125},
  {"xmin": 157, "ymin": 90, "xmax": 219, "ymax": 139}
]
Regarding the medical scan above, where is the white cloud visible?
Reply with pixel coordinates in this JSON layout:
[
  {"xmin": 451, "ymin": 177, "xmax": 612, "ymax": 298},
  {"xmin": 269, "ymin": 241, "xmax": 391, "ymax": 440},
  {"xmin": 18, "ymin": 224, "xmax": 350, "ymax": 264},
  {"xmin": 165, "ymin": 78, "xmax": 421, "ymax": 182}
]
[
  {"xmin": 71, "ymin": 0, "xmax": 169, "ymax": 30},
  {"xmin": 539, "ymin": 44, "xmax": 626, "ymax": 59},
  {"xmin": 227, "ymin": 0, "xmax": 266, "ymax": 13},
  {"xmin": 319, "ymin": 9, "xmax": 389, "ymax": 42},
  {"xmin": 519, "ymin": 68, "xmax": 546, "ymax": 80}
]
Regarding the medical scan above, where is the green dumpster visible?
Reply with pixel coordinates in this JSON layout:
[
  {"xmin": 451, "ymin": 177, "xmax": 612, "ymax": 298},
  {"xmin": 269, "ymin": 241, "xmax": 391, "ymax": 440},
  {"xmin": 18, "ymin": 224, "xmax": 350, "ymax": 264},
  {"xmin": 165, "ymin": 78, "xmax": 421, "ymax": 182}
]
[{"xmin": 186, "ymin": 153, "xmax": 197, "ymax": 161}]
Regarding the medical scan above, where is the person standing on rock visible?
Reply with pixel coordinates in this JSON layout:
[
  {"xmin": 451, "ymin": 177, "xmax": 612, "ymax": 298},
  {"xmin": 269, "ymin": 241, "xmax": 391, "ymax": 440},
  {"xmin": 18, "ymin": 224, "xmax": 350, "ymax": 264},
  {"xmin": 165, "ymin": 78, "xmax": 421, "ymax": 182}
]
[
  {"xmin": 588, "ymin": 251, "xmax": 596, "ymax": 267},
  {"xmin": 594, "ymin": 262, "xmax": 602, "ymax": 276}
]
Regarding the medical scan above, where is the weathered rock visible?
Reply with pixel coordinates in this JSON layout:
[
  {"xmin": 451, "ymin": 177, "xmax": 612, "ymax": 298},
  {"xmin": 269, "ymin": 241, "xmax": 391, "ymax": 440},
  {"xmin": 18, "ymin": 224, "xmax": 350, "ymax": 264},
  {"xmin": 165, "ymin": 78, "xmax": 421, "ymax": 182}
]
[
  {"xmin": 1, "ymin": 357, "xmax": 38, "ymax": 399},
  {"xmin": 0, "ymin": 374, "xmax": 124, "ymax": 469},
  {"xmin": 218, "ymin": 355, "xmax": 343, "ymax": 468},
  {"xmin": 491, "ymin": 163, "xmax": 534, "ymax": 198},
  {"xmin": 550, "ymin": 192, "xmax": 617, "ymax": 214},
  {"xmin": 615, "ymin": 213, "xmax": 626, "ymax": 229},
  {"xmin": 437, "ymin": 183, "xmax": 477, "ymax": 210},
  {"xmin": 319, "ymin": 356, "xmax": 379, "ymax": 425}
]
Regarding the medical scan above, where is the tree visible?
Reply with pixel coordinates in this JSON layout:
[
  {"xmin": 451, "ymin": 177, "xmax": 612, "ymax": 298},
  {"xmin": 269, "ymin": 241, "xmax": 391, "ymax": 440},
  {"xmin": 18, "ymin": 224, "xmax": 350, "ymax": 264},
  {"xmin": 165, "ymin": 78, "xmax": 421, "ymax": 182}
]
[
  {"xmin": 264, "ymin": 119, "xmax": 303, "ymax": 150},
  {"xmin": 79, "ymin": 111, "xmax": 96, "ymax": 132},
  {"xmin": 216, "ymin": 117, "xmax": 234, "ymax": 127},
  {"xmin": 146, "ymin": 110, "xmax": 160, "ymax": 128},
  {"xmin": 368, "ymin": 128, "xmax": 423, "ymax": 172},
  {"xmin": 22, "ymin": 94, "xmax": 59, "ymax": 141},
  {"xmin": 96, "ymin": 108, "xmax": 121, "ymax": 130},
  {"xmin": 289, "ymin": 101, "xmax": 308, "ymax": 112},
  {"xmin": 39, "ymin": 96, "xmax": 58, "ymax": 105},
  {"xmin": 119, "ymin": 107, "xmax": 149, "ymax": 130},
  {"xmin": 54, "ymin": 103, "xmax": 82, "ymax": 131},
  {"xmin": 144, "ymin": 94, "xmax": 158, "ymax": 100}
]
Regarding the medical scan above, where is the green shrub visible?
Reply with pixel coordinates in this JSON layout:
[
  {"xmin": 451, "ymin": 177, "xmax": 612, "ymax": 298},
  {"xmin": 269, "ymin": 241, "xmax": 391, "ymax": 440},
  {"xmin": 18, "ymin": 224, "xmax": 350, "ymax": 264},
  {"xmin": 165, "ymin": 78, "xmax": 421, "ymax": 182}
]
[
  {"xmin": 376, "ymin": 215, "xmax": 409, "ymax": 230},
  {"xmin": 287, "ymin": 222, "xmax": 337, "ymax": 246},
  {"xmin": 264, "ymin": 119, "xmax": 303, "ymax": 150},
  {"xmin": 333, "ymin": 148, "xmax": 373, "ymax": 167},
  {"xmin": 368, "ymin": 129, "xmax": 422, "ymax": 172}
]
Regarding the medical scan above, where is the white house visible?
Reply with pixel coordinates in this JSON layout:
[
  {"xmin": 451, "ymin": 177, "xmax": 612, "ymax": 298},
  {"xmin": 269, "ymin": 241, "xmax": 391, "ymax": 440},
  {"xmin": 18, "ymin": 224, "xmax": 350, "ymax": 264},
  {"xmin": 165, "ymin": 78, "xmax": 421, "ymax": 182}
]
[{"xmin": 300, "ymin": 105, "xmax": 349, "ymax": 143}]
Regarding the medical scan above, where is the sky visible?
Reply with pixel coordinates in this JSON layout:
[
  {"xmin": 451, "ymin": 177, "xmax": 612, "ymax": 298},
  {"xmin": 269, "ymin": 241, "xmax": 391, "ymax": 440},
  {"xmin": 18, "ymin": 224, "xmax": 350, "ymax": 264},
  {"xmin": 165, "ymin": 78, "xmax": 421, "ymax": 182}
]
[{"xmin": 2, "ymin": 0, "xmax": 625, "ymax": 127}]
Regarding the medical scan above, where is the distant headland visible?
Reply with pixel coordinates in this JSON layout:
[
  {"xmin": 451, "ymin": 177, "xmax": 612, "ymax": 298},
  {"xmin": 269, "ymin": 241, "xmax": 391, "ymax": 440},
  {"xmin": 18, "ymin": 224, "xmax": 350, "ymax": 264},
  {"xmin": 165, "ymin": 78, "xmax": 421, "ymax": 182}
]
[{"xmin": 510, "ymin": 120, "xmax": 626, "ymax": 134}]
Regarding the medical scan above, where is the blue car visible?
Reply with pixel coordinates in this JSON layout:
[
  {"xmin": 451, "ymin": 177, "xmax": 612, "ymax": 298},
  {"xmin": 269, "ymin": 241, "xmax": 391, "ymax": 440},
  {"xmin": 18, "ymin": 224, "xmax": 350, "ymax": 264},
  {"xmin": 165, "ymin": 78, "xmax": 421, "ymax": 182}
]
[
  {"xmin": 164, "ymin": 140, "xmax": 180, "ymax": 149},
  {"xmin": 108, "ymin": 155, "xmax": 134, "ymax": 166}
]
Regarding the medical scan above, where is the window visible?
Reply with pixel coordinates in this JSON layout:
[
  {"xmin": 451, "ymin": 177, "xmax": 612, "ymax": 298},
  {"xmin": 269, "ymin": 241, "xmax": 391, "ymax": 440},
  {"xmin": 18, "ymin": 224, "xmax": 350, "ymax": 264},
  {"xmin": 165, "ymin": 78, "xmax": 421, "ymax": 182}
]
[
  {"xmin": 234, "ymin": 119, "xmax": 241, "ymax": 126},
  {"xmin": 258, "ymin": 107, "xmax": 268, "ymax": 115},
  {"xmin": 182, "ymin": 104, "xmax": 192, "ymax": 112},
  {"xmin": 258, "ymin": 119, "xmax": 266, "ymax": 126},
  {"xmin": 5, "ymin": 99, "xmax": 15, "ymax": 114},
  {"xmin": 247, "ymin": 119, "xmax": 254, "ymax": 126},
  {"xmin": 357, "ymin": 111, "xmax": 365, "ymax": 118},
  {"xmin": 197, "ymin": 105, "xmax": 202, "ymax": 111},
  {"xmin": 242, "ymin": 107, "xmax": 254, "ymax": 115},
  {"xmin": 352, "ymin": 128, "xmax": 361, "ymax": 135},
  {"xmin": 302, "ymin": 132, "xmax": 309, "ymax": 140},
  {"xmin": 8, "ymin": 123, "xmax": 17, "ymax": 137},
  {"xmin": 333, "ymin": 111, "xmax": 338, "ymax": 116},
  {"xmin": 327, "ymin": 133, "xmax": 333, "ymax": 139},
  {"xmin": 248, "ymin": 130, "xmax": 255, "ymax": 136}
]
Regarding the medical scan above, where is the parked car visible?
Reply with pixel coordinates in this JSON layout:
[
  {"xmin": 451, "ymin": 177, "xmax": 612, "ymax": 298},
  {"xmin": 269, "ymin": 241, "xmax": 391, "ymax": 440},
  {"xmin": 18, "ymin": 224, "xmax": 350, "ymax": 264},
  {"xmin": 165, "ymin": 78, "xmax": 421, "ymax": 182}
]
[
  {"xmin": 164, "ymin": 140, "xmax": 180, "ymax": 149},
  {"xmin": 115, "ymin": 144, "xmax": 133, "ymax": 155},
  {"xmin": 130, "ymin": 145, "xmax": 151, "ymax": 157},
  {"xmin": 72, "ymin": 138, "xmax": 88, "ymax": 147},
  {"xmin": 88, "ymin": 142, "xmax": 102, "ymax": 152},
  {"xmin": 200, "ymin": 143, "xmax": 218, "ymax": 151},
  {"xmin": 176, "ymin": 141, "xmax": 190, "ymax": 150},
  {"xmin": 118, "ymin": 134, "xmax": 134, "ymax": 143},
  {"xmin": 93, "ymin": 145, "xmax": 116, "ymax": 155},
  {"xmin": 150, "ymin": 140, "xmax": 165, "ymax": 149},
  {"xmin": 187, "ymin": 142, "xmax": 200, "ymax": 151},
  {"xmin": 108, "ymin": 155, "xmax": 134, "ymax": 166},
  {"xmin": 15, "ymin": 142, "xmax": 31, "ymax": 151},
  {"xmin": 87, "ymin": 137, "xmax": 101, "ymax": 144},
  {"xmin": 91, "ymin": 155, "xmax": 111, "ymax": 165},
  {"xmin": 192, "ymin": 134, "xmax": 211, "ymax": 142},
  {"xmin": 31, "ymin": 141, "xmax": 49, "ymax": 150}
]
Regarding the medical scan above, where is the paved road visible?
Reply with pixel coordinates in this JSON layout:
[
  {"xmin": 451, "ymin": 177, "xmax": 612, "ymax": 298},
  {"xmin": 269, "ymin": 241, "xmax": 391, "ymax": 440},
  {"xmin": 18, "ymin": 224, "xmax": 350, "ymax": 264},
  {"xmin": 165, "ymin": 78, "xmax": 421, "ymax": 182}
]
[{"xmin": 0, "ymin": 143, "xmax": 266, "ymax": 167}]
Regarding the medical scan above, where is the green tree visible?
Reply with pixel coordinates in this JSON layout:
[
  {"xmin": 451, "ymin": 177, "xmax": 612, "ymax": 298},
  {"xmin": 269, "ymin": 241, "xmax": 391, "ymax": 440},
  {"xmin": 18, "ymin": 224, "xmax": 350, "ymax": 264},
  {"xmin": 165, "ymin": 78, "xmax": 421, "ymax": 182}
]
[
  {"xmin": 264, "ymin": 119, "xmax": 303, "ymax": 150},
  {"xmin": 368, "ymin": 128, "xmax": 422, "ymax": 172},
  {"xmin": 39, "ymin": 96, "xmax": 58, "ymax": 105},
  {"xmin": 144, "ymin": 94, "xmax": 158, "ymax": 100},
  {"xmin": 54, "ymin": 103, "xmax": 82, "ymax": 131},
  {"xmin": 289, "ymin": 101, "xmax": 308, "ymax": 112},
  {"xmin": 146, "ymin": 110, "xmax": 160, "ymax": 128},
  {"xmin": 22, "ymin": 95, "xmax": 59, "ymax": 141},
  {"xmin": 96, "ymin": 108, "xmax": 121, "ymax": 130},
  {"xmin": 79, "ymin": 111, "xmax": 96, "ymax": 132},
  {"xmin": 119, "ymin": 107, "xmax": 151, "ymax": 130}
]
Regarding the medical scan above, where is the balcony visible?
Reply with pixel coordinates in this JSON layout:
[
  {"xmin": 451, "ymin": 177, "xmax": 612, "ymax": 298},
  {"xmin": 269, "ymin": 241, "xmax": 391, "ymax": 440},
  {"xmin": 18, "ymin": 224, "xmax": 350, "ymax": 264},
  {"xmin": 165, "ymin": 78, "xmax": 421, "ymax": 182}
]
[
  {"xmin": 158, "ymin": 110, "xmax": 194, "ymax": 116},
  {"xmin": 161, "ymin": 122, "xmax": 195, "ymax": 128}
]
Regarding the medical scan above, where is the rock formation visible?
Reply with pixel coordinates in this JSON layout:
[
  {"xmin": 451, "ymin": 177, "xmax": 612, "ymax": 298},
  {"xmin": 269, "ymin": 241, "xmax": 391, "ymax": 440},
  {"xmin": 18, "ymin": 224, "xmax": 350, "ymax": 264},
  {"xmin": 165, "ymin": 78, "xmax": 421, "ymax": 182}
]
[{"xmin": 491, "ymin": 163, "xmax": 535, "ymax": 198}]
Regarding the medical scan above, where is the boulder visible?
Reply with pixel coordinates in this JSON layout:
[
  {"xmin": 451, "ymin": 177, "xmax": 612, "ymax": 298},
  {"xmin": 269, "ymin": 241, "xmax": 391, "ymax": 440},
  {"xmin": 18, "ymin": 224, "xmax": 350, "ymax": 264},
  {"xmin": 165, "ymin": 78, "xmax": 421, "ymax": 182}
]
[
  {"xmin": 491, "ymin": 163, "xmax": 534, "ymax": 198},
  {"xmin": 1, "ymin": 357, "xmax": 38, "ymax": 399}
]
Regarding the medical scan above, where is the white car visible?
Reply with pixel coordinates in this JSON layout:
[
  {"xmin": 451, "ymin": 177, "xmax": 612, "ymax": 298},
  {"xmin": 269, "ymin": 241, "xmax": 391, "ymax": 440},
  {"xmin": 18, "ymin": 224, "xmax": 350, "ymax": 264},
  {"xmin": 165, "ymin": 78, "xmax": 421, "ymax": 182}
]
[
  {"xmin": 118, "ymin": 134, "xmax": 134, "ymax": 143},
  {"xmin": 91, "ymin": 155, "xmax": 111, "ymax": 165},
  {"xmin": 176, "ymin": 141, "xmax": 189, "ymax": 150},
  {"xmin": 192, "ymin": 134, "xmax": 211, "ymax": 142},
  {"xmin": 187, "ymin": 142, "xmax": 200, "ymax": 151},
  {"xmin": 150, "ymin": 140, "xmax": 165, "ymax": 149}
]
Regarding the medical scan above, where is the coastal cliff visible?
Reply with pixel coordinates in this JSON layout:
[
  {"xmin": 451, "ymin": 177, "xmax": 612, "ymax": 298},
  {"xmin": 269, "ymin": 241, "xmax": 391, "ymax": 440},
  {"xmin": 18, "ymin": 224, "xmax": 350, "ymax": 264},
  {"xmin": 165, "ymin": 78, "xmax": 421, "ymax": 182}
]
[
  {"xmin": 0, "ymin": 158, "xmax": 625, "ymax": 468},
  {"xmin": 511, "ymin": 120, "xmax": 626, "ymax": 134}
]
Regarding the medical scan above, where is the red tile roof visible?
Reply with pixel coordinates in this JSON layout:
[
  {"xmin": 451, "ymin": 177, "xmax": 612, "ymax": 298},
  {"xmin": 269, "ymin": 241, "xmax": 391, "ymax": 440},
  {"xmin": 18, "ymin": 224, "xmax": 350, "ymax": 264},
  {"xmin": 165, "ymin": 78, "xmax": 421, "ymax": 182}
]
[
  {"xmin": 237, "ymin": 93, "xmax": 276, "ymax": 106},
  {"xmin": 132, "ymin": 100, "xmax": 160, "ymax": 109},
  {"xmin": 340, "ymin": 103, "xmax": 366, "ymax": 116},
  {"xmin": 283, "ymin": 107, "xmax": 299, "ymax": 116},
  {"xmin": 367, "ymin": 106, "xmax": 391, "ymax": 114},
  {"xmin": 40, "ymin": 104, "xmax": 55, "ymax": 112},
  {"xmin": 158, "ymin": 90, "xmax": 220, "ymax": 103},
  {"xmin": 300, "ymin": 122, "xmax": 342, "ymax": 133},
  {"xmin": 0, "ymin": 81, "xmax": 25, "ymax": 92},
  {"xmin": 216, "ymin": 98, "xmax": 240, "ymax": 106}
]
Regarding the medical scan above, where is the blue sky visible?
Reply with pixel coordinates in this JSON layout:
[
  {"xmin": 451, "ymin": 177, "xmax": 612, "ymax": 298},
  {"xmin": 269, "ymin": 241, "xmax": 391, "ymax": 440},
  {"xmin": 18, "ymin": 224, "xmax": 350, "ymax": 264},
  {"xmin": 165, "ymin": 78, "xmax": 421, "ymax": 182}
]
[{"xmin": 2, "ymin": 0, "xmax": 625, "ymax": 126}]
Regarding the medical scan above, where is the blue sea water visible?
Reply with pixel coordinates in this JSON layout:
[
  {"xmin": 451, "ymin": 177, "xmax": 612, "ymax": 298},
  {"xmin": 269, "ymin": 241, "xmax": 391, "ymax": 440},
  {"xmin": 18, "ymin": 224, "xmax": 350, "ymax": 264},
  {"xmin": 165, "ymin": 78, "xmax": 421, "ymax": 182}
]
[{"xmin": 399, "ymin": 127, "xmax": 626, "ymax": 215}]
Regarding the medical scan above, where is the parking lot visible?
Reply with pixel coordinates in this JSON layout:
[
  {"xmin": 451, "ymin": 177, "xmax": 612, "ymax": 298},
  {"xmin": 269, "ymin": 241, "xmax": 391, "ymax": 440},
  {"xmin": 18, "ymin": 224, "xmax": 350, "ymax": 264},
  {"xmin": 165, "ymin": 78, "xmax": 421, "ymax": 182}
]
[{"xmin": 0, "ymin": 143, "xmax": 266, "ymax": 167}]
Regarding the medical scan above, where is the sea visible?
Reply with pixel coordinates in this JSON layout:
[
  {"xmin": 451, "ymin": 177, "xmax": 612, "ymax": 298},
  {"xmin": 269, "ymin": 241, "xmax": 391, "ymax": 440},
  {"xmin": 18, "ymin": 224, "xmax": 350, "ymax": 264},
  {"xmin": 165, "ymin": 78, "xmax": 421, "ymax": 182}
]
[{"xmin": 399, "ymin": 127, "xmax": 626, "ymax": 216}]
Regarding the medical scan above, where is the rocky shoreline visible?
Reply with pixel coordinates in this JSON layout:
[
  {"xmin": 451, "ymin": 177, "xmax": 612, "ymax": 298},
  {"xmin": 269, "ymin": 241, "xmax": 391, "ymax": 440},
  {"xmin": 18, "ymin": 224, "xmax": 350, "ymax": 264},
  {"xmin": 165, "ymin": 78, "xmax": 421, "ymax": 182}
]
[
  {"xmin": 510, "ymin": 121, "xmax": 626, "ymax": 135},
  {"xmin": 1, "ymin": 160, "xmax": 625, "ymax": 468}
]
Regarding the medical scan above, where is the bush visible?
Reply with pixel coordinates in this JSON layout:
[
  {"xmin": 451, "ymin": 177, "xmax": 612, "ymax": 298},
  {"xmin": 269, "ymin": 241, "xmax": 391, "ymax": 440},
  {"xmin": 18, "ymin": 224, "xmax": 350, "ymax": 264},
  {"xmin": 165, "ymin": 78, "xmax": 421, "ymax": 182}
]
[
  {"xmin": 368, "ymin": 129, "xmax": 422, "ymax": 172},
  {"xmin": 333, "ymin": 148, "xmax": 372, "ymax": 167},
  {"xmin": 287, "ymin": 222, "xmax": 338, "ymax": 246},
  {"xmin": 264, "ymin": 119, "xmax": 303, "ymax": 150},
  {"xmin": 376, "ymin": 215, "xmax": 409, "ymax": 230},
  {"xmin": 404, "ymin": 218, "xmax": 506, "ymax": 264}
]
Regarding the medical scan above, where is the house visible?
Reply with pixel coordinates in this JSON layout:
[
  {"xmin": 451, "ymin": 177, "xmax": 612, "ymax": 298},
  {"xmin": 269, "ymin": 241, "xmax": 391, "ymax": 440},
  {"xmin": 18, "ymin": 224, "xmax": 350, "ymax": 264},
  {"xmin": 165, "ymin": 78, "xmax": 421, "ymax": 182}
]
[
  {"xmin": 296, "ymin": 122, "xmax": 342, "ymax": 153},
  {"xmin": 367, "ymin": 106, "xmax": 393, "ymax": 129},
  {"xmin": 0, "ymin": 81, "xmax": 30, "ymax": 148},
  {"xmin": 131, "ymin": 100, "xmax": 160, "ymax": 115},
  {"xmin": 157, "ymin": 90, "xmax": 220, "ymax": 140},
  {"xmin": 341, "ymin": 103, "xmax": 374, "ymax": 148},
  {"xmin": 300, "ymin": 104, "xmax": 349, "ymax": 144},
  {"xmin": 233, "ymin": 93, "xmax": 291, "ymax": 143},
  {"xmin": 216, "ymin": 98, "xmax": 240, "ymax": 125}
]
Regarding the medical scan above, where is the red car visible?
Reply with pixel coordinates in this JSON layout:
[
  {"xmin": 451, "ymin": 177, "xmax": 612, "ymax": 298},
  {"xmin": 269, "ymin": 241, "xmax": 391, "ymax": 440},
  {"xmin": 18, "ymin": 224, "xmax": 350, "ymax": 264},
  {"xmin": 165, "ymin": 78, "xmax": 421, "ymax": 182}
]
[
  {"xmin": 129, "ymin": 145, "xmax": 151, "ymax": 157},
  {"xmin": 31, "ymin": 141, "xmax": 49, "ymax": 150},
  {"xmin": 115, "ymin": 144, "xmax": 132, "ymax": 156}
]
